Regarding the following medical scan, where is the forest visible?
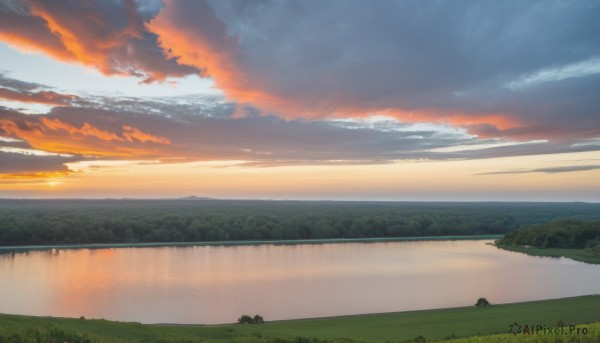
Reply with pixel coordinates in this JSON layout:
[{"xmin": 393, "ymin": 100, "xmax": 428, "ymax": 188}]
[
  {"xmin": 0, "ymin": 199, "xmax": 599, "ymax": 246},
  {"xmin": 496, "ymin": 219, "xmax": 600, "ymax": 257}
]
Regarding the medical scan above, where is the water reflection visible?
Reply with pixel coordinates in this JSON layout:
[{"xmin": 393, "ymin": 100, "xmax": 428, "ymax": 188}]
[{"xmin": 0, "ymin": 240, "xmax": 598, "ymax": 324}]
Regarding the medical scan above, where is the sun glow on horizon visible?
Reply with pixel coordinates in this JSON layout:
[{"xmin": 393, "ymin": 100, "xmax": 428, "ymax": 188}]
[
  {"xmin": 1, "ymin": 1, "xmax": 599, "ymax": 201},
  {"xmin": 0, "ymin": 151, "xmax": 596, "ymax": 202}
]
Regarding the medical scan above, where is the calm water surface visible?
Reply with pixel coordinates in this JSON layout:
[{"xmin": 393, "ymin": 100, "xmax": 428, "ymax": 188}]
[{"xmin": 0, "ymin": 240, "xmax": 599, "ymax": 324}]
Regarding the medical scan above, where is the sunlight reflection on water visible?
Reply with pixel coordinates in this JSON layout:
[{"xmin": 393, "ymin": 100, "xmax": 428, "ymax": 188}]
[{"xmin": 0, "ymin": 240, "xmax": 599, "ymax": 324}]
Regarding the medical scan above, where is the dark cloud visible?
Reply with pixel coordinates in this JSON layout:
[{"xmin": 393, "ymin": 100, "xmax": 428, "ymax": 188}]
[
  {"xmin": 163, "ymin": 0, "xmax": 600, "ymax": 137},
  {"xmin": 2, "ymin": 0, "xmax": 598, "ymax": 140},
  {"xmin": 0, "ymin": 88, "xmax": 79, "ymax": 106},
  {"xmin": 84, "ymin": 94, "xmax": 235, "ymax": 119},
  {"xmin": 0, "ymin": 73, "xmax": 79, "ymax": 106},
  {"xmin": 0, "ymin": 73, "xmax": 46, "ymax": 91},
  {"xmin": 232, "ymin": 160, "xmax": 394, "ymax": 168},
  {"xmin": 0, "ymin": 150, "xmax": 75, "ymax": 174},
  {"xmin": 0, "ymin": 77, "xmax": 598, "ymax": 179},
  {"xmin": 4, "ymin": 92, "xmax": 599, "ymax": 168},
  {"xmin": 477, "ymin": 165, "xmax": 600, "ymax": 175},
  {"xmin": 0, "ymin": 96, "xmax": 465, "ymax": 162}
]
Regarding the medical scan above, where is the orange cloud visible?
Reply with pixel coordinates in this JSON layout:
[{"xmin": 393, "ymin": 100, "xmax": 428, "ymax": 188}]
[
  {"xmin": 0, "ymin": 7, "xmax": 75, "ymax": 63},
  {"xmin": 0, "ymin": 0, "xmax": 196, "ymax": 82},
  {"xmin": 27, "ymin": 2, "xmax": 131, "ymax": 77},
  {"xmin": 0, "ymin": 116, "xmax": 170, "ymax": 158},
  {"xmin": 122, "ymin": 125, "xmax": 171, "ymax": 144},
  {"xmin": 146, "ymin": 0, "xmax": 310, "ymax": 118},
  {"xmin": 40, "ymin": 118, "xmax": 122, "ymax": 141},
  {"xmin": 146, "ymin": 0, "xmax": 239, "ymax": 86},
  {"xmin": 0, "ymin": 170, "xmax": 71, "ymax": 180},
  {"xmin": 35, "ymin": 118, "xmax": 171, "ymax": 145},
  {"xmin": 371, "ymin": 109, "xmax": 563, "ymax": 141},
  {"xmin": 365, "ymin": 109, "xmax": 522, "ymax": 137}
]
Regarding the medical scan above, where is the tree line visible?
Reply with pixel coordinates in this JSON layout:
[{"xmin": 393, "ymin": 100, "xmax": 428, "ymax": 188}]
[
  {"xmin": 0, "ymin": 199, "xmax": 599, "ymax": 246},
  {"xmin": 496, "ymin": 219, "xmax": 600, "ymax": 257}
]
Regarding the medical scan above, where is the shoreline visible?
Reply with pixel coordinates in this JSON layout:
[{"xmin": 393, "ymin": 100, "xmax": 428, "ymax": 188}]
[
  {"xmin": 149, "ymin": 294, "xmax": 600, "ymax": 327},
  {"xmin": 0, "ymin": 234, "xmax": 502, "ymax": 253},
  {"xmin": 495, "ymin": 243, "xmax": 600, "ymax": 264},
  {"xmin": 3, "ymin": 294, "xmax": 599, "ymax": 326},
  {"xmin": 2, "ymin": 295, "xmax": 599, "ymax": 342}
]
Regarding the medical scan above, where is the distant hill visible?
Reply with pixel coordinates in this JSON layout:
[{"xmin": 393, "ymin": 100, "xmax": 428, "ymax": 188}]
[{"xmin": 179, "ymin": 196, "xmax": 214, "ymax": 200}]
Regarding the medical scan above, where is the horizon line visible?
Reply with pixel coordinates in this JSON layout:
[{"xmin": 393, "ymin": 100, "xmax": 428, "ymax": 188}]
[{"xmin": 0, "ymin": 197, "xmax": 597, "ymax": 204}]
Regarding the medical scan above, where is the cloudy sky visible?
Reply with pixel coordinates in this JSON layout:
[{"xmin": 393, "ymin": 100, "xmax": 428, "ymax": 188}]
[{"xmin": 0, "ymin": 0, "xmax": 599, "ymax": 201}]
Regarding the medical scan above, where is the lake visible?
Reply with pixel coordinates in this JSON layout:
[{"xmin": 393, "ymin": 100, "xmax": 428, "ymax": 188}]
[{"xmin": 0, "ymin": 240, "xmax": 599, "ymax": 324}]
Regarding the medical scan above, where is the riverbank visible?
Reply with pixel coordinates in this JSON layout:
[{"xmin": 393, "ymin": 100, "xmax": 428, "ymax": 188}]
[
  {"xmin": 0, "ymin": 234, "xmax": 501, "ymax": 253},
  {"xmin": 495, "ymin": 244, "xmax": 600, "ymax": 264},
  {"xmin": 1, "ymin": 295, "xmax": 598, "ymax": 342}
]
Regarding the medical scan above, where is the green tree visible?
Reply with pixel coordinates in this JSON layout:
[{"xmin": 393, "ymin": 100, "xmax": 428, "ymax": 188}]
[
  {"xmin": 475, "ymin": 297, "xmax": 490, "ymax": 306},
  {"xmin": 237, "ymin": 315, "xmax": 254, "ymax": 324}
]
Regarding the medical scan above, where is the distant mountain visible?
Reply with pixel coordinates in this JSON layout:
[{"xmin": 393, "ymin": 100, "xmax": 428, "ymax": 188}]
[{"xmin": 179, "ymin": 196, "xmax": 214, "ymax": 200}]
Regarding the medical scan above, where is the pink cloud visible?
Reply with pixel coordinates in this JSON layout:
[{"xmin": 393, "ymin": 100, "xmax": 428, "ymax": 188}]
[{"xmin": 0, "ymin": 0, "xmax": 197, "ymax": 83}]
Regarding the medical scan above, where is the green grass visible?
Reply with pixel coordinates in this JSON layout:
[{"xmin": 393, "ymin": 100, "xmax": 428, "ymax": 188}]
[
  {"xmin": 496, "ymin": 245, "xmax": 600, "ymax": 264},
  {"xmin": 1, "ymin": 295, "xmax": 599, "ymax": 342},
  {"xmin": 449, "ymin": 322, "xmax": 600, "ymax": 343}
]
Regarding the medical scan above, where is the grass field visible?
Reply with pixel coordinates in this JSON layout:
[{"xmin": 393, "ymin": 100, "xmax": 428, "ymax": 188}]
[
  {"xmin": 496, "ymin": 245, "xmax": 600, "ymax": 264},
  {"xmin": 1, "ymin": 295, "xmax": 599, "ymax": 342},
  {"xmin": 450, "ymin": 322, "xmax": 600, "ymax": 343}
]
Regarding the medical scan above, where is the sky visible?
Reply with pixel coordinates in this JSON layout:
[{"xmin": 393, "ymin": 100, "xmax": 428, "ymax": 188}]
[{"xmin": 0, "ymin": 0, "xmax": 599, "ymax": 201}]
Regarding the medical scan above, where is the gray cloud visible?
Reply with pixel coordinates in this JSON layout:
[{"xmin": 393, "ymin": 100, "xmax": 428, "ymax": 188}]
[
  {"xmin": 477, "ymin": 165, "xmax": 600, "ymax": 175},
  {"xmin": 201, "ymin": 0, "xmax": 600, "ymax": 137},
  {"xmin": 3, "ymin": 0, "xmax": 599, "ymax": 140},
  {"xmin": 0, "ymin": 73, "xmax": 47, "ymax": 92},
  {"xmin": 0, "ymin": 150, "xmax": 77, "ymax": 174},
  {"xmin": 0, "ymin": 73, "xmax": 80, "ymax": 106},
  {"xmin": 1, "ymin": 83, "xmax": 599, "ymax": 178},
  {"xmin": 5, "ymin": 93, "xmax": 596, "ymax": 164}
]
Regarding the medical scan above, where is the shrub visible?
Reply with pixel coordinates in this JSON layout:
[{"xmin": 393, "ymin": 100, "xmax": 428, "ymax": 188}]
[
  {"xmin": 475, "ymin": 297, "xmax": 490, "ymax": 306},
  {"xmin": 237, "ymin": 314, "xmax": 265, "ymax": 324},
  {"xmin": 237, "ymin": 314, "xmax": 254, "ymax": 324}
]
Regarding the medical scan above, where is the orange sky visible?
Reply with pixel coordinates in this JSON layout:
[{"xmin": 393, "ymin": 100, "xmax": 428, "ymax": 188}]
[
  {"xmin": 0, "ymin": 151, "xmax": 596, "ymax": 202},
  {"xmin": 0, "ymin": 1, "xmax": 599, "ymax": 201}
]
